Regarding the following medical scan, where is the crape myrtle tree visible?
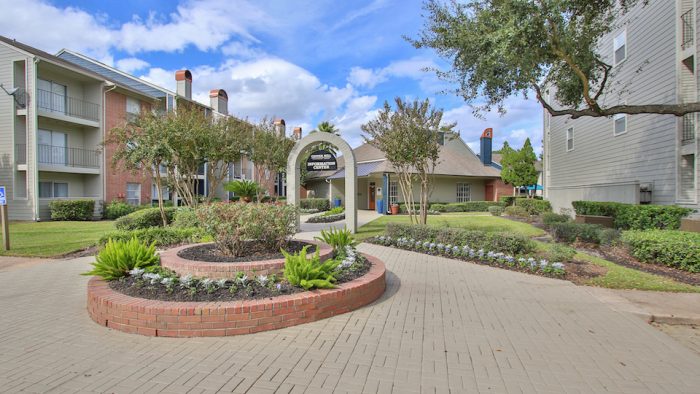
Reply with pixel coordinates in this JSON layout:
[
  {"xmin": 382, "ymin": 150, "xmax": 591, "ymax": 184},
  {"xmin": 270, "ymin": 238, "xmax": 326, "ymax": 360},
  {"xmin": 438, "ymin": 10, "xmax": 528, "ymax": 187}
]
[
  {"xmin": 499, "ymin": 139, "xmax": 538, "ymax": 197},
  {"xmin": 362, "ymin": 97, "xmax": 455, "ymax": 225},
  {"xmin": 248, "ymin": 117, "xmax": 295, "ymax": 202},
  {"xmin": 409, "ymin": 0, "xmax": 700, "ymax": 118}
]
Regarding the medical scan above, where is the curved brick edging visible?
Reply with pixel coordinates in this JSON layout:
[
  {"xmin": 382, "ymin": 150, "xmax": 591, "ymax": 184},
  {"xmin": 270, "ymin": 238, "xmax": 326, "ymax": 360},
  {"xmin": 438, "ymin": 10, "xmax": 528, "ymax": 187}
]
[
  {"xmin": 86, "ymin": 254, "xmax": 386, "ymax": 338},
  {"xmin": 160, "ymin": 240, "xmax": 333, "ymax": 279}
]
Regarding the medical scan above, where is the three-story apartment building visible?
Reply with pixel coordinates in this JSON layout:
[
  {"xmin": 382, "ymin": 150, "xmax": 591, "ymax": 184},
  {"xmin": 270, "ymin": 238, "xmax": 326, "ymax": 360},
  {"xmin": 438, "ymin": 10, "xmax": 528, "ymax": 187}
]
[{"xmin": 543, "ymin": 0, "xmax": 700, "ymax": 214}]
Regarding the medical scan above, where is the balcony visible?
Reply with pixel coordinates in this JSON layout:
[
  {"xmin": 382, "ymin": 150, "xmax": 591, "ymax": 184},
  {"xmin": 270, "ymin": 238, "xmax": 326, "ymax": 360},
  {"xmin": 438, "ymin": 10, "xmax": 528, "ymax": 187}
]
[
  {"xmin": 16, "ymin": 144, "xmax": 101, "ymax": 174},
  {"xmin": 36, "ymin": 89, "xmax": 100, "ymax": 126},
  {"xmin": 682, "ymin": 9, "xmax": 694, "ymax": 51}
]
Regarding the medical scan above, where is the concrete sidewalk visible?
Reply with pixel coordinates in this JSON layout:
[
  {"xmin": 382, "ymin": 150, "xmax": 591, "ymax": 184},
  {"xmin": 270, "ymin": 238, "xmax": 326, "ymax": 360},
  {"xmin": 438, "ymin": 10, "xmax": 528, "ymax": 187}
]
[{"xmin": 585, "ymin": 287, "xmax": 700, "ymax": 325}]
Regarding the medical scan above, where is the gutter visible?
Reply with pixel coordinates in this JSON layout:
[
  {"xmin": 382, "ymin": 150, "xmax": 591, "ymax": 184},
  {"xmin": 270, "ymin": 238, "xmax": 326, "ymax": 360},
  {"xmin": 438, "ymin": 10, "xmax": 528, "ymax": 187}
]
[
  {"xmin": 102, "ymin": 82, "xmax": 117, "ymax": 207},
  {"xmin": 32, "ymin": 57, "xmax": 39, "ymax": 221}
]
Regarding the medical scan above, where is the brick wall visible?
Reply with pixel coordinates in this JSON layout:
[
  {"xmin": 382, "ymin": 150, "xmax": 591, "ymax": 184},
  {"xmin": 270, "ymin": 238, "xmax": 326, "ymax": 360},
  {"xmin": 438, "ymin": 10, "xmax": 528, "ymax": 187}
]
[
  {"xmin": 104, "ymin": 91, "xmax": 152, "ymax": 204},
  {"xmin": 486, "ymin": 179, "xmax": 513, "ymax": 201}
]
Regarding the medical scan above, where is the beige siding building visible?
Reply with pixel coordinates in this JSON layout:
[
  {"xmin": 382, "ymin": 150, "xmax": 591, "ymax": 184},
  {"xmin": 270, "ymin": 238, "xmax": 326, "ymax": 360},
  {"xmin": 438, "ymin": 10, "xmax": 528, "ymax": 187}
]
[{"xmin": 543, "ymin": 1, "xmax": 700, "ymax": 214}]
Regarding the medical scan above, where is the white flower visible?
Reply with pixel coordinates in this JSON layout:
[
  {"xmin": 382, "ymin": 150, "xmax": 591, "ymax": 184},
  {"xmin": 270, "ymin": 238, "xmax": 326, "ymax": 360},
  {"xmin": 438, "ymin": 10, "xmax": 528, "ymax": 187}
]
[
  {"xmin": 179, "ymin": 275, "xmax": 194, "ymax": 288},
  {"xmin": 201, "ymin": 278, "xmax": 214, "ymax": 288},
  {"xmin": 142, "ymin": 273, "xmax": 161, "ymax": 285},
  {"xmin": 161, "ymin": 277, "xmax": 174, "ymax": 286},
  {"xmin": 237, "ymin": 275, "xmax": 249, "ymax": 286},
  {"xmin": 129, "ymin": 268, "xmax": 145, "ymax": 278},
  {"xmin": 217, "ymin": 279, "xmax": 228, "ymax": 288},
  {"xmin": 257, "ymin": 275, "xmax": 269, "ymax": 286},
  {"xmin": 552, "ymin": 262, "xmax": 565, "ymax": 270}
]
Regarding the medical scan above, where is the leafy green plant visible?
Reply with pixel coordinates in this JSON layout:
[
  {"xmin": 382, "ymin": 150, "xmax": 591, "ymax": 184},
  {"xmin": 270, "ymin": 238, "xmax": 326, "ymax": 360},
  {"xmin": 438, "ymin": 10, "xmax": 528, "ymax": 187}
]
[
  {"xmin": 315, "ymin": 227, "xmax": 357, "ymax": 253},
  {"xmin": 488, "ymin": 206, "xmax": 504, "ymax": 216},
  {"xmin": 299, "ymin": 198, "xmax": 330, "ymax": 211},
  {"xmin": 515, "ymin": 198, "xmax": 552, "ymax": 215},
  {"xmin": 546, "ymin": 244, "xmax": 576, "ymax": 262},
  {"xmin": 549, "ymin": 222, "xmax": 602, "ymax": 244},
  {"xmin": 82, "ymin": 238, "xmax": 160, "ymax": 280},
  {"xmin": 114, "ymin": 207, "xmax": 178, "ymax": 230},
  {"xmin": 283, "ymin": 246, "xmax": 340, "ymax": 290},
  {"xmin": 622, "ymin": 230, "xmax": 700, "ymax": 272},
  {"xmin": 172, "ymin": 208, "xmax": 199, "ymax": 228},
  {"xmin": 428, "ymin": 201, "xmax": 504, "ymax": 213},
  {"xmin": 571, "ymin": 201, "xmax": 693, "ymax": 230},
  {"xmin": 104, "ymin": 201, "xmax": 142, "ymax": 220},
  {"xmin": 323, "ymin": 206, "xmax": 345, "ymax": 216},
  {"xmin": 541, "ymin": 212, "xmax": 571, "ymax": 228},
  {"xmin": 224, "ymin": 180, "xmax": 261, "ymax": 202},
  {"xmin": 49, "ymin": 200, "xmax": 95, "ymax": 221},
  {"xmin": 98, "ymin": 227, "xmax": 203, "ymax": 247},
  {"xmin": 504, "ymin": 206, "xmax": 529, "ymax": 218}
]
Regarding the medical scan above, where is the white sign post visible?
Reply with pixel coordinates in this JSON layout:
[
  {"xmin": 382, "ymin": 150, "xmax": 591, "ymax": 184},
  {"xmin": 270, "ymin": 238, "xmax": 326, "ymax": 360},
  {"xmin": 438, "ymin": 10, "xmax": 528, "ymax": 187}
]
[{"xmin": 0, "ymin": 186, "xmax": 8, "ymax": 251}]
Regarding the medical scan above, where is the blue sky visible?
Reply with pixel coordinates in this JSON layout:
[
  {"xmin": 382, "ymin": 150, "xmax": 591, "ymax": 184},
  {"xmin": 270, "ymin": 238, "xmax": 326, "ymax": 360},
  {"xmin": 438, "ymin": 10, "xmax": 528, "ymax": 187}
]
[{"xmin": 1, "ymin": 0, "xmax": 542, "ymax": 152}]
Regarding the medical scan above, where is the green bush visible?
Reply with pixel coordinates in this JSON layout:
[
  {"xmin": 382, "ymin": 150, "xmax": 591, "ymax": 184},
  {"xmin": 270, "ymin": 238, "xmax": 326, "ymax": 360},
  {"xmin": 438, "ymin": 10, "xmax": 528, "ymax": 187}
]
[
  {"xmin": 307, "ymin": 213, "xmax": 345, "ymax": 223},
  {"xmin": 499, "ymin": 196, "xmax": 516, "ymax": 206},
  {"xmin": 488, "ymin": 206, "xmax": 504, "ymax": 216},
  {"xmin": 546, "ymin": 244, "xmax": 577, "ymax": 262},
  {"xmin": 504, "ymin": 205, "xmax": 529, "ymax": 217},
  {"xmin": 104, "ymin": 201, "xmax": 139, "ymax": 220},
  {"xmin": 598, "ymin": 228, "xmax": 621, "ymax": 246},
  {"xmin": 196, "ymin": 202, "xmax": 297, "ymax": 256},
  {"xmin": 385, "ymin": 223, "xmax": 534, "ymax": 255},
  {"xmin": 99, "ymin": 227, "xmax": 202, "ymax": 247},
  {"xmin": 283, "ymin": 245, "xmax": 339, "ymax": 290},
  {"xmin": 114, "ymin": 207, "xmax": 177, "ymax": 230},
  {"xmin": 224, "ymin": 179, "xmax": 261, "ymax": 201},
  {"xmin": 314, "ymin": 227, "xmax": 356, "ymax": 253},
  {"xmin": 48, "ymin": 200, "xmax": 95, "ymax": 221},
  {"xmin": 622, "ymin": 230, "xmax": 700, "ymax": 272},
  {"xmin": 324, "ymin": 206, "xmax": 345, "ymax": 216},
  {"xmin": 430, "ymin": 203, "xmax": 447, "ymax": 212},
  {"xmin": 82, "ymin": 238, "xmax": 160, "ymax": 280},
  {"xmin": 549, "ymin": 222, "xmax": 602, "ymax": 244},
  {"xmin": 300, "ymin": 198, "xmax": 330, "ymax": 211},
  {"xmin": 172, "ymin": 208, "xmax": 199, "ymax": 228},
  {"xmin": 571, "ymin": 201, "xmax": 693, "ymax": 230},
  {"xmin": 429, "ymin": 201, "xmax": 505, "ymax": 213},
  {"xmin": 515, "ymin": 198, "xmax": 552, "ymax": 215},
  {"xmin": 541, "ymin": 212, "xmax": 571, "ymax": 228}
]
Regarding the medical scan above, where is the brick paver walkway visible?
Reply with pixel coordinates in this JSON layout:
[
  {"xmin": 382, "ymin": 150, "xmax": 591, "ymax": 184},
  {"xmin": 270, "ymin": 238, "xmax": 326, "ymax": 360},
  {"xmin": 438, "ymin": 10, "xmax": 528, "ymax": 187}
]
[{"xmin": 1, "ymin": 245, "xmax": 699, "ymax": 393}]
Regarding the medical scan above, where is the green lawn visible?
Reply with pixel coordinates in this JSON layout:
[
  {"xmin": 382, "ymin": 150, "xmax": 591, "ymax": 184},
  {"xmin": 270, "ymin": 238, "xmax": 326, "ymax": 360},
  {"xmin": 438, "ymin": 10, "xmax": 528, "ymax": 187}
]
[
  {"xmin": 355, "ymin": 212, "xmax": 544, "ymax": 241},
  {"xmin": 359, "ymin": 212, "xmax": 700, "ymax": 293},
  {"xmin": 0, "ymin": 221, "xmax": 115, "ymax": 257}
]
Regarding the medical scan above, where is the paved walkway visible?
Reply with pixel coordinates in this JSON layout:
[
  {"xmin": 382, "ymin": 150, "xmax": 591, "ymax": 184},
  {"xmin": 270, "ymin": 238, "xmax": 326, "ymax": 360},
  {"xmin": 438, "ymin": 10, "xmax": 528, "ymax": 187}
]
[
  {"xmin": 1, "ymin": 245, "xmax": 700, "ymax": 393},
  {"xmin": 299, "ymin": 210, "xmax": 380, "ymax": 236},
  {"xmin": 585, "ymin": 287, "xmax": 700, "ymax": 325}
]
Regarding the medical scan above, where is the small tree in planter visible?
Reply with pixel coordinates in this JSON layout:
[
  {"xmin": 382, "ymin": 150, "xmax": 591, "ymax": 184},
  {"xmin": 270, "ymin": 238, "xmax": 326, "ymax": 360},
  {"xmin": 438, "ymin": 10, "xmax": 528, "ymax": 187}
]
[{"xmin": 224, "ymin": 180, "xmax": 261, "ymax": 203}]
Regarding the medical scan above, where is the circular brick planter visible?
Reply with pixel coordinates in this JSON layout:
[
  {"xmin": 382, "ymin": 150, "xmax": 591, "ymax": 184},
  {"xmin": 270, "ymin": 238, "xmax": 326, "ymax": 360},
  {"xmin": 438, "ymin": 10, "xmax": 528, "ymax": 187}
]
[
  {"xmin": 87, "ymin": 254, "xmax": 386, "ymax": 337},
  {"xmin": 160, "ymin": 240, "xmax": 333, "ymax": 279}
]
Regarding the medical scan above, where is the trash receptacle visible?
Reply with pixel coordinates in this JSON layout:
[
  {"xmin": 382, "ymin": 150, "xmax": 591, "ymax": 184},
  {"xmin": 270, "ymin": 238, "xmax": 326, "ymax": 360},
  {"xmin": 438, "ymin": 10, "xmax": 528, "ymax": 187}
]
[{"xmin": 377, "ymin": 199, "xmax": 384, "ymax": 214}]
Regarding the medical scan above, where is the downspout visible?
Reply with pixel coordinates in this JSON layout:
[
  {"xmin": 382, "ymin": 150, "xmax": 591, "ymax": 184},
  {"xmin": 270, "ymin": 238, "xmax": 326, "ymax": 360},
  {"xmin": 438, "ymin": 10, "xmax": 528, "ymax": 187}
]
[
  {"xmin": 32, "ymin": 57, "xmax": 39, "ymax": 221},
  {"xmin": 102, "ymin": 82, "xmax": 117, "ymax": 209}
]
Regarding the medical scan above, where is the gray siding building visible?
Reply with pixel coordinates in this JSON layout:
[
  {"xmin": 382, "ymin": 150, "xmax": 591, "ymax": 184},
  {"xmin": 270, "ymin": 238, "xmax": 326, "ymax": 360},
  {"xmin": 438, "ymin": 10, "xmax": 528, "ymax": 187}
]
[{"xmin": 544, "ymin": 1, "xmax": 700, "ymax": 214}]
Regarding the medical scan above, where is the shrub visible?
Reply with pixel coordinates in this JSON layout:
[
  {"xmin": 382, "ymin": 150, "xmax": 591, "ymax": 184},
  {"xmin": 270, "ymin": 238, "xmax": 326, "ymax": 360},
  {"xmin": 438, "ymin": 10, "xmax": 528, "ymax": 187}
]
[
  {"xmin": 504, "ymin": 206, "xmax": 529, "ymax": 218},
  {"xmin": 546, "ymin": 244, "xmax": 577, "ymax": 262},
  {"xmin": 299, "ymin": 208, "xmax": 320, "ymax": 214},
  {"xmin": 430, "ymin": 201, "xmax": 505, "ymax": 213},
  {"xmin": 300, "ymin": 198, "xmax": 330, "ymax": 211},
  {"xmin": 499, "ymin": 196, "xmax": 516, "ymax": 206},
  {"xmin": 571, "ymin": 201, "xmax": 693, "ymax": 230},
  {"xmin": 283, "ymin": 245, "xmax": 339, "ymax": 290},
  {"xmin": 104, "ymin": 201, "xmax": 138, "ymax": 220},
  {"xmin": 324, "ymin": 206, "xmax": 345, "ymax": 216},
  {"xmin": 172, "ymin": 208, "xmax": 198, "ymax": 228},
  {"xmin": 385, "ymin": 223, "xmax": 534, "ymax": 255},
  {"xmin": 541, "ymin": 212, "xmax": 571, "ymax": 228},
  {"xmin": 114, "ymin": 207, "xmax": 177, "ymax": 230},
  {"xmin": 430, "ymin": 203, "xmax": 447, "ymax": 212},
  {"xmin": 307, "ymin": 213, "xmax": 345, "ymax": 223},
  {"xmin": 196, "ymin": 202, "xmax": 297, "ymax": 257},
  {"xmin": 488, "ymin": 206, "xmax": 504, "ymax": 216},
  {"xmin": 224, "ymin": 179, "xmax": 261, "ymax": 201},
  {"xmin": 315, "ymin": 227, "xmax": 356, "ymax": 253},
  {"xmin": 49, "ymin": 200, "xmax": 94, "ymax": 221},
  {"xmin": 515, "ymin": 198, "xmax": 552, "ymax": 215},
  {"xmin": 622, "ymin": 230, "xmax": 700, "ymax": 272},
  {"xmin": 82, "ymin": 238, "xmax": 159, "ymax": 280},
  {"xmin": 98, "ymin": 227, "xmax": 202, "ymax": 247},
  {"xmin": 549, "ymin": 222, "xmax": 602, "ymax": 244},
  {"xmin": 598, "ymin": 228, "xmax": 621, "ymax": 246}
]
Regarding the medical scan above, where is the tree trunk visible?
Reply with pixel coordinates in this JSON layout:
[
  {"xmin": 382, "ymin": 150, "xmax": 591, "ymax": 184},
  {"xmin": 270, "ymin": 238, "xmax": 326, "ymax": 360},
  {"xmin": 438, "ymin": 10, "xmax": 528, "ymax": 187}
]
[{"xmin": 154, "ymin": 164, "xmax": 168, "ymax": 226}]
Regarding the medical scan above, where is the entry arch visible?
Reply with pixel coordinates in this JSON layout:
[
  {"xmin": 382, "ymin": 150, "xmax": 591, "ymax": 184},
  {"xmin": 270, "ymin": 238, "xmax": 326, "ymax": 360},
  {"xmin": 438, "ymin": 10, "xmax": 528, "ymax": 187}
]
[{"xmin": 287, "ymin": 133, "xmax": 357, "ymax": 233}]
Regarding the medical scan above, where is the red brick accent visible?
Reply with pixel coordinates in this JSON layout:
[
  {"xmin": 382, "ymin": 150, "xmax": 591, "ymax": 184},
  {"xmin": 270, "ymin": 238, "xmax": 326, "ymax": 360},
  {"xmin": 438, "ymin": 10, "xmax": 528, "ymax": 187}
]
[
  {"xmin": 160, "ymin": 240, "xmax": 333, "ymax": 279},
  {"xmin": 104, "ymin": 91, "xmax": 153, "ymax": 204},
  {"xmin": 87, "ymin": 254, "xmax": 386, "ymax": 338},
  {"xmin": 486, "ymin": 179, "xmax": 513, "ymax": 202},
  {"xmin": 175, "ymin": 70, "xmax": 192, "ymax": 81}
]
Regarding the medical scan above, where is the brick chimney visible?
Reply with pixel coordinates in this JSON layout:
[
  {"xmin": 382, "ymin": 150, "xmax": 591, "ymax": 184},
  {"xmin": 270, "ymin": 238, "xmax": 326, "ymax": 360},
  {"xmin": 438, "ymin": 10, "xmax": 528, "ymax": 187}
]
[
  {"xmin": 175, "ymin": 70, "xmax": 192, "ymax": 100},
  {"xmin": 273, "ymin": 118, "xmax": 286, "ymax": 136},
  {"xmin": 209, "ymin": 89, "xmax": 228, "ymax": 115},
  {"xmin": 480, "ymin": 128, "xmax": 493, "ymax": 166},
  {"xmin": 293, "ymin": 126, "xmax": 302, "ymax": 140}
]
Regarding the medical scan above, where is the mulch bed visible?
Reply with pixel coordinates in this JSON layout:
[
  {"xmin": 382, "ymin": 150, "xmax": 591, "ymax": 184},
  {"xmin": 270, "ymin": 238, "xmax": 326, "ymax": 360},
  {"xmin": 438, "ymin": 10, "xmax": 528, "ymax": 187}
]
[
  {"xmin": 107, "ymin": 254, "xmax": 373, "ymax": 302},
  {"xmin": 177, "ymin": 240, "xmax": 316, "ymax": 263}
]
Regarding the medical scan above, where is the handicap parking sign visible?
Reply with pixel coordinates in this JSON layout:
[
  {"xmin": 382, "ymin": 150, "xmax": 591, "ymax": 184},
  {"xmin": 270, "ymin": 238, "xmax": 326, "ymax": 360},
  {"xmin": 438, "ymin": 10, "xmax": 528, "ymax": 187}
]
[{"xmin": 0, "ymin": 186, "xmax": 6, "ymax": 205}]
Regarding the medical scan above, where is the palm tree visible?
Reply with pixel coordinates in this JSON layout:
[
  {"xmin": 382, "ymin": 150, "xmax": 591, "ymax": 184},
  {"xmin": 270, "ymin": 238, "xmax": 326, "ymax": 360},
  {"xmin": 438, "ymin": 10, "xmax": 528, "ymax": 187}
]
[{"xmin": 313, "ymin": 121, "xmax": 339, "ymax": 135}]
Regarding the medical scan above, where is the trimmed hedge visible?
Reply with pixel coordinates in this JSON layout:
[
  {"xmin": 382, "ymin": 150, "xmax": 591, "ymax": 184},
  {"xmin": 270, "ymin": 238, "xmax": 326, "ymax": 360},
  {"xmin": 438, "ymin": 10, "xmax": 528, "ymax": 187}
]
[
  {"xmin": 499, "ymin": 196, "xmax": 516, "ymax": 206},
  {"xmin": 114, "ymin": 207, "xmax": 177, "ymax": 230},
  {"xmin": 571, "ymin": 201, "xmax": 693, "ymax": 230},
  {"xmin": 488, "ymin": 206, "xmax": 504, "ymax": 216},
  {"xmin": 49, "ymin": 200, "xmax": 95, "ymax": 221},
  {"xmin": 99, "ymin": 226, "xmax": 203, "ymax": 248},
  {"xmin": 103, "ymin": 201, "xmax": 149, "ymax": 220},
  {"xmin": 515, "ymin": 198, "xmax": 552, "ymax": 215},
  {"xmin": 385, "ymin": 223, "xmax": 535, "ymax": 255},
  {"xmin": 541, "ymin": 212, "xmax": 571, "ymax": 228},
  {"xmin": 548, "ymin": 222, "xmax": 620, "ymax": 245},
  {"xmin": 428, "ymin": 201, "xmax": 505, "ymax": 213},
  {"xmin": 299, "ymin": 198, "xmax": 330, "ymax": 211},
  {"xmin": 504, "ymin": 206, "xmax": 529, "ymax": 218},
  {"xmin": 622, "ymin": 230, "xmax": 700, "ymax": 272},
  {"xmin": 306, "ymin": 213, "xmax": 345, "ymax": 223}
]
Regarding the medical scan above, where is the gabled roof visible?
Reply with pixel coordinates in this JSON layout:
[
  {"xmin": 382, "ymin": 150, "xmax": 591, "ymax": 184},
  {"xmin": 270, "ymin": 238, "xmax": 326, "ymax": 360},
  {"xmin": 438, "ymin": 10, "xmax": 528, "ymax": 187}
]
[{"xmin": 57, "ymin": 50, "xmax": 170, "ymax": 99}]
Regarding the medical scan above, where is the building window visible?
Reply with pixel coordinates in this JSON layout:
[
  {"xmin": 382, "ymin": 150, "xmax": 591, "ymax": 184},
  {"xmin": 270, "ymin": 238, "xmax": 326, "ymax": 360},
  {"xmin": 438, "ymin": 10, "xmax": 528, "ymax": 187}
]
[
  {"xmin": 680, "ymin": 154, "xmax": 696, "ymax": 201},
  {"xmin": 126, "ymin": 183, "xmax": 141, "ymax": 205},
  {"xmin": 456, "ymin": 183, "xmax": 471, "ymax": 202},
  {"xmin": 38, "ymin": 181, "xmax": 68, "ymax": 198},
  {"xmin": 566, "ymin": 127, "xmax": 574, "ymax": 151},
  {"xmin": 126, "ymin": 97, "xmax": 140, "ymax": 121},
  {"xmin": 613, "ymin": 114, "xmax": 627, "ymax": 135},
  {"xmin": 37, "ymin": 78, "xmax": 67, "ymax": 114},
  {"xmin": 151, "ymin": 184, "xmax": 169, "ymax": 201},
  {"xmin": 388, "ymin": 181, "xmax": 398, "ymax": 205},
  {"xmin": 614, "ymin": 30, "xmax": 627, "ymax": 66}
]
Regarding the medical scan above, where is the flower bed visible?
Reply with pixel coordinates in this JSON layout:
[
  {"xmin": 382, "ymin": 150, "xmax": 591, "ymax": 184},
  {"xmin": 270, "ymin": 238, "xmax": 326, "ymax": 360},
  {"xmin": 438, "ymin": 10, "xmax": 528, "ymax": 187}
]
[
  {"xmin": 161, "ymin": 240, "xmax": 333, "ymax": 279},
  {"xmin": 370, "ymin": 235, "xmax": 565, "ymax": 277},
  {"xmin": 306, "ymin": 213, "xmax": 345, "ymax": 223},
  {"xmin": 86, "ymin": 254, "xmax": 386, "ymax": 337}
]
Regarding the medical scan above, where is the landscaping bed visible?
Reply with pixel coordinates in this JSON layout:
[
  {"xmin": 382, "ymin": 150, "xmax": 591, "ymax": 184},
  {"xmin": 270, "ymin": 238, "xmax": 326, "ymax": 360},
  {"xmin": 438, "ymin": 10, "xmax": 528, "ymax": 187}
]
[{"xmin": 177, "ymin": 240, "xmax": 316, "ymax": 263}]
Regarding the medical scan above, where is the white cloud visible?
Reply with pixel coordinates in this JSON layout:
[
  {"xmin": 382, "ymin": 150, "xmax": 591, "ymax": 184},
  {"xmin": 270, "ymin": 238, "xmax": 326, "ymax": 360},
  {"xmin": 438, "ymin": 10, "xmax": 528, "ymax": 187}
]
[
  {"xmin": 348, "ymin": 57, "xmax": 439, "ymax": 90},
  {"xmin": 115, "ymin": 57, "xmax": 150, "ymax": 73}
]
